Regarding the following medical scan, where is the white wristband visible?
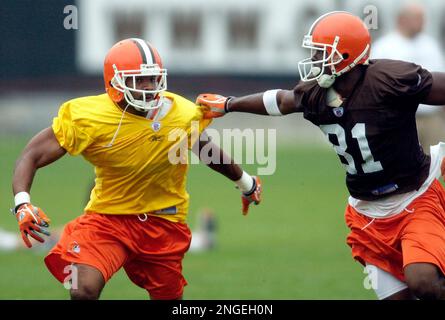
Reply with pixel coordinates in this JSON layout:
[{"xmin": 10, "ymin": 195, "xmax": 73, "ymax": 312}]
[
  {"xmin": 235, "ymin": 171, "xmax": 254, "ymax": 193},
  {"xmin": 263, "ymin": 89, "xmax": 282, "ymax": 116},
  {"xmin": 14, "ymin": 192, "xmax": 30, "ymax": 207}
]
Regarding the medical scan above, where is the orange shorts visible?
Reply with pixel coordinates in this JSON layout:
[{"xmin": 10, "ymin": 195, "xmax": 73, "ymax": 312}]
[
  {"xmin": 45, "ymin": 213, "xmax": 191, "ymax": 299},
  {"xmin": 346, "ymin": 179, "xmax": 445, "ymax": 282}
]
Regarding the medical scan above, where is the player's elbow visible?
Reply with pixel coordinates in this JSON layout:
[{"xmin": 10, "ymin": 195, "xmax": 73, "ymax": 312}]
[
  {"xmin": 20, "ymin": 145, "xmax": 45, "ymax": 168},
  {"xmin": 422, "ymin": 72, "xmax": 445, "ymax": 105}
]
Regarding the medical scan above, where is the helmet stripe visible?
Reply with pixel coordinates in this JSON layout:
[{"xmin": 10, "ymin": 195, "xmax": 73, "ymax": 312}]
[
  {"xmin": 139, "ymin": 40, "xmax": 155, "ymax": 65},
  {"xmin": 146, "ymin": 43, "xmax": 162, "ymax": 66},
  {"xmin": 131, "ymin": 38, "xmax": 152, "ymax": 64}
]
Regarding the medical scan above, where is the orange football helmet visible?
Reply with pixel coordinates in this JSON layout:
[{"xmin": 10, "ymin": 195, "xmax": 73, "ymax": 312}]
[
  {"xmin": 103, "ymin": 38, "xmax": 167, "ymax": 111},
  {"xmin": 298, "ymin": 11, "xmax": 371, "ymax": 88}
]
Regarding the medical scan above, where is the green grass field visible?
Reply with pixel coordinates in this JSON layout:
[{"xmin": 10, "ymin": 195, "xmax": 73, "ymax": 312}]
[{"xmin": 0, "ymin": 135, "xmax": 375, "ymax": 299}]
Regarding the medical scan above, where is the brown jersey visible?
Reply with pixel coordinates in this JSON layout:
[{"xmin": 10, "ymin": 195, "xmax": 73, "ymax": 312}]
[{"xmin": 295, "ymin": 59, "xmax": 433, "ymax": 201}]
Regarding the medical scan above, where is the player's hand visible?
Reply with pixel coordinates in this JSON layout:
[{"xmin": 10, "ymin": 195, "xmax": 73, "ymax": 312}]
[
  {"xmin": 196, "ymin": 93, "xmax": 231, "ymax": 119},
  {"xmin": 14, "ymin": 203, "xmax": 51, "ymax": 248},
  {"xmin": 241, "ymin": 176, "xmax": 262, "ymax": 215}
]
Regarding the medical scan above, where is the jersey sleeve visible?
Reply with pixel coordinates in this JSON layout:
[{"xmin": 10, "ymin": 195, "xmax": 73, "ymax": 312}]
[
  {"xmin": 52, "ymin": 102, "xmax": 94, "ymax": 155},
  {"xmin": 293, "ymin": 81, "xmax": 327, "ymax": 125},
  {"xmin": 377, "ymin": 60, "xmax": 433, "ymax": 102}
]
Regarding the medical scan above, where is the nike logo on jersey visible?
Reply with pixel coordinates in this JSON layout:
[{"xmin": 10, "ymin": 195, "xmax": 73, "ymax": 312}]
[{"xmin": 149, "ymin": 135, "xmax": 164, "ymax": 142}]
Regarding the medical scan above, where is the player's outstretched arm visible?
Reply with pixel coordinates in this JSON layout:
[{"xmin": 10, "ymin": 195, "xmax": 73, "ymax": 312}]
[
  {"xmin": 12, "ymin": 127, "xmax": 66, "ymax": 247},
  {"xmin": 422, "ymin": 72, "xmax": 445, "ymax": 105},
  {"xmin": 196, "ymin": 89, "xmax": 298, "ymax": 119},
  {"xmin": 193, "ymin": 133, "xmax": 262, "ymax": 215}
]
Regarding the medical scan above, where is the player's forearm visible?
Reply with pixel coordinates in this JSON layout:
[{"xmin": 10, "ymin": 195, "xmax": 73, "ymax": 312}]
[
  {"xmin": 204, "ymin": 149, "xmax": 259, "ymax": 195},
  {"xmin": 228, "ymin": 93, "xmax": 270, "ymax": 115},
  {"xmin": 207, "ymin": 161, "xmax": 243, "ymax": 181},
  {"xmin": 203, "ymin": 147, "xmax": 243, "ymax": 181},
  {"xmin": 227, "ymin": 90, "xmax": 297, "ymax": 115},
  {"xmin": 12, "ymin": 155, "xmax": 38, "ymax": 194},
  {"xmin": 193, "ymin": 136, "xmax": 260, "ymax": 213},
  {"xmin": 194, "ymin": 135, "xmax": 242, "ymax": 180}
]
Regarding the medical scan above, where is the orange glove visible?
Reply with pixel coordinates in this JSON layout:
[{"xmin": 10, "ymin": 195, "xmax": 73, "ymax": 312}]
[
  {"xmin": 241, "ymin": 176, "xmax": 262, "ymax": 215},
  {"xmin": 14, "ymin": 203, "xmax": 51, "ymax": 248},
  {"xmin": 196, "ymin": 93, "xmax": 232, "ymax": 119}
]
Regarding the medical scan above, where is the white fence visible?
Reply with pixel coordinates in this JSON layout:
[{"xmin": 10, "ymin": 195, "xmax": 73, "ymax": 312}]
[{"xmin": 76, "ymin": 0, "xmax": 445, "ymax": 75}]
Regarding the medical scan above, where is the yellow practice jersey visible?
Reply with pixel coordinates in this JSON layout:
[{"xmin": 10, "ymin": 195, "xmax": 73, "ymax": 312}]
[{"xmin": 52, "ymin": 92, "xmax": 212, "ymax": 223}]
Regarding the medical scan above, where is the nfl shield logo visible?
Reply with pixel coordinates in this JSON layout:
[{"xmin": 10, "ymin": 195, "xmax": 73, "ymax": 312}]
[
  {"xmin": 70, "ymin": 241, "xmax": 81, "ymax": 254},
  {"xmin": 73, "ymin": 244, "xmax": 81, "ymax": 254},
  {"xmin": 151, "ymin": 122, "xmax": 161, "ymax": 132},
  {"xmin": 333, "ymin": 107, "xmax": 344, "ymax": 117}
]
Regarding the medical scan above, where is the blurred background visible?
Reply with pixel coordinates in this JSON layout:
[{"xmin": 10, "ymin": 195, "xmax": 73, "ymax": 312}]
[{"xmin": 1, "ymin": 0, "xmax": 445, "ymax": 299}]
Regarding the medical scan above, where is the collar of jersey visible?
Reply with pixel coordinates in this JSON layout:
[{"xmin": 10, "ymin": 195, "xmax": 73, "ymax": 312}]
[{"xmin": 112, "ymin": 96, "xmax": 173, "ymax": 122}]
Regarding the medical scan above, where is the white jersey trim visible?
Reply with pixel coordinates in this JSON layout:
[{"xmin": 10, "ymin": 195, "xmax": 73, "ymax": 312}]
[{"xmin": 153, "ymin": 97, "xmax": 172, "ymax": 121}]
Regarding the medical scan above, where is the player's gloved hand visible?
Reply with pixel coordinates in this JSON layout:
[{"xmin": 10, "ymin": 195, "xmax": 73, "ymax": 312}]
[
  {"xmin": 14, "ymin": 203, "xmax": 51, "ymax": 248},
  {"xmin": 241, "ymin": 176, "xmax": 262, "ymax": 215},
  {"xmin": 196, "ymin": 93, "xmax": 232, "ymax": 119}
]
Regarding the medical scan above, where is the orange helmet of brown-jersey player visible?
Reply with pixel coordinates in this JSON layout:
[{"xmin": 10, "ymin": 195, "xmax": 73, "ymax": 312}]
[
  {"xmin": 298, "ymin": 11, "xmax": 371, "ymax": 88},
  {"xmin": 103, "ymin": 38, "xmax": 167, "ymax": 111}
]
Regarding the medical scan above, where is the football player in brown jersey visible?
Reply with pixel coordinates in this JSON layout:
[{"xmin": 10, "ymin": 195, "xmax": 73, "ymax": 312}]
[{"xmin": 197, "ymin": 11, "xmax": 445, "ymax": 300}]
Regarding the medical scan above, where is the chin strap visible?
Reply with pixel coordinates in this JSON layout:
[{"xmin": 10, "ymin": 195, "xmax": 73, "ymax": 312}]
[
  {"xmin": 326, "ymin": 88, "xmax": 344, "ymax": 108},
  {"xmin": 317, "ymin": 74, "xmax": 337, "ymax": 88},
  {"xmin": 104, "ymin": 98, "xmax": 169, "ymax": 148},
  {"xmin": 310, "ymin": 67, "xmax": 337, "ymax": 88}
]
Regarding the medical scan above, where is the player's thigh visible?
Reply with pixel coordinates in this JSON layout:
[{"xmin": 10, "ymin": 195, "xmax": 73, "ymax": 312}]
[
  {"xmin": 124, "ymin": 216, "xmax": 191, "ymax": 299},
  {"xmin": 402, "ymin": 181, "xmax": 445, "ymax": 280},
  {"xmin": 124, "ymin": 258, "xmax": 186, "ymax": 300},
  {"xmin": 70, "ymin": 263, "xmax": 106, "ymax": 300},
  {"xmin": 384, "ymin": 288, "xmax": 416, "ymax": 300},
  {"xmin": 404, "ymin": 262, "xmax": 445, "ymax": 299},
  {"xmin": 45, "ymin": 214, "xmax": 130, "ymax": 285}
]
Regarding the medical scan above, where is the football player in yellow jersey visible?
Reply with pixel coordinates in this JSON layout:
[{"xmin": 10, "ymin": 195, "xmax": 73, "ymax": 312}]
[{"xmin": 11, "ymin": 38, "xmax": 262, "ymax": 300}]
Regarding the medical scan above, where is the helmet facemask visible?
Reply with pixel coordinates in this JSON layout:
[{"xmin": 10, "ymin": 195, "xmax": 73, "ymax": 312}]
[
  {"xmin": 111, "ymin": 64, "xmax": 168, "ymax": 111},
  {"xmin": 298, "ymin": 35, "xmax": 344, "ymax": 88}
]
